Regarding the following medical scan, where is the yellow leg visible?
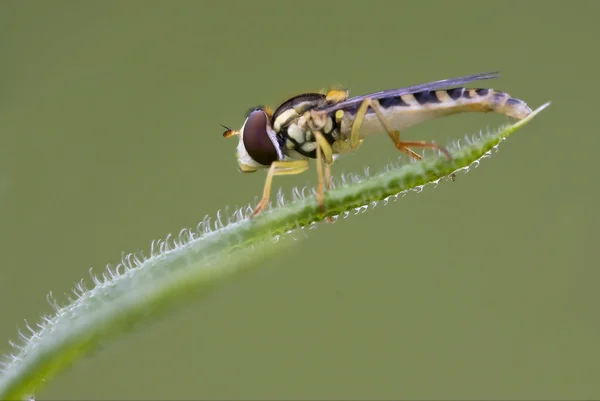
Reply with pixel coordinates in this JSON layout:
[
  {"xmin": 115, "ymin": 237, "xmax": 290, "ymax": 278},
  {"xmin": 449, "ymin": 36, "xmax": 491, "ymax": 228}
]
[
  {"xmin": 250, "ymin": 160, "xmax": 309, "ymax": 218},
  {"xmin": 325, "ymin": 163, "xmax": 332, "ymax": 190},
  {"xmin": 349, "ymin": 99, "xmax": 370, "ymax": 150},
  {"xmin": 388, "ymin": 131, "xmax": 454, "ymax": 180},
  {"xmin": 348, "ymin": 97, "xmax": 452, "ymax": 160},
  {"xmin": 315, "ymin": 139, "xmax": 326, "ymax": 213},
  {"xmin": 323, "ymin": 162, "xmax": 335, "ymax": 222},
  {"xmin": 389, "ymin": 131, "xmax": 423, "ymax": 160},
  {"xmin": 312, "ymin": 130, "xmax": 339, "ymax": 222},
  {"xmin": 313, "ymin": 129, "xmax": 334, "ymax": 164},
  {"xmin": 312, "ymin": 130, "xmax": 335, "ymax": 215}
]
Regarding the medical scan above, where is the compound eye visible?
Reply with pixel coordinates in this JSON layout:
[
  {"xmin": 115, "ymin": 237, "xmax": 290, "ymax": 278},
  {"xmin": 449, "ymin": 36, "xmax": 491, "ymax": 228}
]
[{"xmin": 242, "ymin": 109, "xmax": 278, "ymax": 166}]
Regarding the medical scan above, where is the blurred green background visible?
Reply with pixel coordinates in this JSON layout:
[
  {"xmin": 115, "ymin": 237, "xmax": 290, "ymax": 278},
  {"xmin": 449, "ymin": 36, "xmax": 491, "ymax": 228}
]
[{"xmin": 1, "ymin": 1, "xmax": 598, "ymax": 399}]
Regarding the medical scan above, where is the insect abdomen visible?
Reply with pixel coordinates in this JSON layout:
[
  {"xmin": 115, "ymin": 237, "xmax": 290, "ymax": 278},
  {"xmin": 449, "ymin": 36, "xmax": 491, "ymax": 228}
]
[
  {"xmin": 344, "ymin": 87, "xmax": 533, "ymax": 139},
  {"xmin": 379, "ymin": 87, "xmax": 532, "ymax": 118},
  {"xmin": 442, "ymin": 87, "xmax": 532, "ymax": 119}
]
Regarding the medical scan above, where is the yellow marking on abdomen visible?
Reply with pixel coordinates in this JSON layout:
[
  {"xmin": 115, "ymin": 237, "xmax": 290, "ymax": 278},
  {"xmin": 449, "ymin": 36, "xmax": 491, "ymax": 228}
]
[
  {"xmin": 399, "ymin": 93, "xmax": 419, "ymax": 106},
  {"xmin": 435, "ymin": 90, "xmax": 452, "ymax": 103}
]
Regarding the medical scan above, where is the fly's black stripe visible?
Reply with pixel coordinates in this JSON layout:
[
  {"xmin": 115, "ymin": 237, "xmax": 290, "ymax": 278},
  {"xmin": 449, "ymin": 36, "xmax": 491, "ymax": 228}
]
[
  {"xmin": 505, "ymin": 97, "xmax": 522, "ymax": 106},
  {"xmin": 492, "ymin": 91, "xmax": 507, "ymax": 102},
  {"xmin": 447, "ymin": 87, "xmax": 491, "ymax": 100},
  {"xmin": 413, "ymin": 90, "xmax": 441, "ymax": 104},
  {"xmin": 448, "ymin": 88, "xmax": 464, "ymax": 100},
  {"xmin": 379, "ymin": 96, "xmax": 409, "ymax": 109}
]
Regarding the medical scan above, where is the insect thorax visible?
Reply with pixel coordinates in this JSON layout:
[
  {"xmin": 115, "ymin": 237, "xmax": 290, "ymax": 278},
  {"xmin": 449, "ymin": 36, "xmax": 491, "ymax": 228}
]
[{"xmin": 276, "ymin": 111, "xmax": 340, "ymax": 159}]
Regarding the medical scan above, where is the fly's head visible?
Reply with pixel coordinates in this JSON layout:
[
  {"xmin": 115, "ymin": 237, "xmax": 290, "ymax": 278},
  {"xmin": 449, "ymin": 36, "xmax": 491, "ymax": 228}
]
[{"xmin": 222, "ymin": 106, "xmax": 283, "ymax": 173}]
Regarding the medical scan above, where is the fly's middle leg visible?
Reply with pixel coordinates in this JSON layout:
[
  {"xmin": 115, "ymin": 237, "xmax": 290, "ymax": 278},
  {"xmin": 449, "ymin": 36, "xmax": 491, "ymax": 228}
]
[{"xmin": 313, "ymin": 130, "xmax": 335, "ymax": 222}]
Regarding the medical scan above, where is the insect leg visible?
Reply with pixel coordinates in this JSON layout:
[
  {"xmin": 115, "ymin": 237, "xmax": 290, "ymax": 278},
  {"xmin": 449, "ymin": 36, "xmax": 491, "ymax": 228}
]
[
  {"xmin": 315, "ymin": 138, "xmax": 326, "ymax": 214},
  {"xmin": 313, "ymin": 130, "xmax": 335, "ymax": 217},
  {"xmin": 325, "ymin": 163, "xmax": 332, "ymax": 190},
  {"xmin": 348, "ymin": 100, "xmax": 370, "ymax": 150},
  {"xmin": 323, "ymin": 163, "xmax": 335, "ymax": 222},
  {"xmin": 250, "ymin": 160, "xmax": 309, "ymax": 218},
  {"xmin": 389, "ymin": 131, "xmax": 455, "ymax": 180},
  {"xmin": 349, "ymin": 97, "xmax": 452, "ymax": 160}
]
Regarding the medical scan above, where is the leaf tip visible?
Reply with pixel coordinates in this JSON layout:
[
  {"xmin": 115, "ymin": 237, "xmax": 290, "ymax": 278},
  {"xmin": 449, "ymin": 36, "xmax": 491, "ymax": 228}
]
[{"xmin": 535, "ymin": 101, "xmax": 552, "ymax": 113}]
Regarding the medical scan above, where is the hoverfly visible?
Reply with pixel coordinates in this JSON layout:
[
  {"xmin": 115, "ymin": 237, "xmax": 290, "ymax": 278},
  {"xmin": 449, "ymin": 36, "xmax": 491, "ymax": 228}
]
[{"xmin": 222, "ymin": 72, "xmax": 532, "ymax": 218}]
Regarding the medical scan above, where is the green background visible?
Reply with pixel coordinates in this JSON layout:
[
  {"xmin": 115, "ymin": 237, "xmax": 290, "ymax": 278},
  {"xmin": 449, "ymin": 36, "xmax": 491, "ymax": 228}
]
[{"xmin": 1, "ymin": 1, "xmax": 598, "ymax": 399}]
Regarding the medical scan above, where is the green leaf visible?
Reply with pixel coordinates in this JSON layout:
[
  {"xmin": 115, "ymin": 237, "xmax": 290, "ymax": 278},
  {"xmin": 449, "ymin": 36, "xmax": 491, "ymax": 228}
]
[{"xmin": 0, "ymin": 102, "xmax": 550, "ymax": 400}]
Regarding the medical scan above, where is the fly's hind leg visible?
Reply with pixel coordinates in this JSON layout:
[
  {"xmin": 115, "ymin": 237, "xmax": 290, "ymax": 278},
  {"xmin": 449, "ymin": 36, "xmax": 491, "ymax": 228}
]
[
  {"xmin": 250, "ymin": 160, "xmax": 309, "ymax": 219},
  {"xmin": 388, "ymin": 131, "xmax": 456, "ymax": 181},
  {"xmin": 349, "ymin": 97, "xmax": 452, "ymax": 160},
  {"xmin": 348, "ymin": 97, "xmax": 455, "ymax": 180}
]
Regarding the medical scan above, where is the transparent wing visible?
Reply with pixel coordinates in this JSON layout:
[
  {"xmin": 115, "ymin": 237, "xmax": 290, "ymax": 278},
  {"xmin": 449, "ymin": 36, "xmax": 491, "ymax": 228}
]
[{"xmin": 317, "ymin": 71, "xmax": 500, "ymax": 112}]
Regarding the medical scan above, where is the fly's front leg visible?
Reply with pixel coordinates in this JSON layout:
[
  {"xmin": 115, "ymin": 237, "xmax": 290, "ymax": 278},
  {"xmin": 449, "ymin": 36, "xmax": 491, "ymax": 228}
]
[{"xmin": 250, "ymin": 160, "xmax": 309, "ymax": 218}]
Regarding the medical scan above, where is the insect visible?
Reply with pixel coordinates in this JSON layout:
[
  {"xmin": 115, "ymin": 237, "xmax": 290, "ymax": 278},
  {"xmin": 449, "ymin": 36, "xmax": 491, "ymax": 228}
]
[{"xmin": 222, "ymin": 72, "xmax": 532, "ymax": 219}]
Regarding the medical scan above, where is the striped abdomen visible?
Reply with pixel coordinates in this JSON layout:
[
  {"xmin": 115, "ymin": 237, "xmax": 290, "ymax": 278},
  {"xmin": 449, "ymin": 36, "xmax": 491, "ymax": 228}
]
[{"xmin": 339, "ymin": 87, "xmax": 533, "ymax": 139}]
